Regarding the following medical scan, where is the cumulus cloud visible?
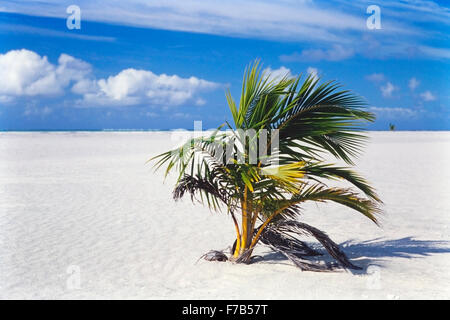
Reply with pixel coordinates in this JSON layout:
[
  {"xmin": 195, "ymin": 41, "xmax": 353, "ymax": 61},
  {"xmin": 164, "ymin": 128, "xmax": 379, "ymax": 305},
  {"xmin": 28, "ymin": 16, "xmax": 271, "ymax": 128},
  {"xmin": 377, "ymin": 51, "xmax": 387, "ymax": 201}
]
[
  {"xmin": 75, "ymin": 68, "xmax": 218, "ymax": 107},
  {"xmin": 306, "ymin": 67, "xmax": 319, "ymax": 81},
  {"xmin": 380, "ymin": 82, "xmax": 398, "ymax": 98},
  {"xmin": 0, "ymin": 49, "xmax": 91, "ymax": 99},
  {"xmin": 280, "ymin": 45, "xmax": 354, "ymax": 62},
  {"xmin": 262, "ymin": 66, "xmax": 320, "ymax": 83},
  {"xmin": 262, "ymin": 66, "xmax": 293, "ymax": 82},
  {"xmin": 420, "ymin": 90, "xmax": 436, "ymax": 101},
  {"xmin": 0, "ymin": 49, "xmax": 219, "ymax": 107},
  {"xmin": 366, "ymin": 74, "xmax": 400, "ymax": 99},
  {"xmin": 408, "ymin": 77, "xmax": 420, "ymax": 90}
]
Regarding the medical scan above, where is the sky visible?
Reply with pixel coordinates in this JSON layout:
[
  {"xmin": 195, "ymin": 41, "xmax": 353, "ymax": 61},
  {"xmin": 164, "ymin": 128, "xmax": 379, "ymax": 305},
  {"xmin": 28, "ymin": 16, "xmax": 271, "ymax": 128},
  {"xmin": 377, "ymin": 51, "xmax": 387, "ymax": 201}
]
[{"xmin": 0, "ymin": 0, "xmax": 449, "ymax": 130}]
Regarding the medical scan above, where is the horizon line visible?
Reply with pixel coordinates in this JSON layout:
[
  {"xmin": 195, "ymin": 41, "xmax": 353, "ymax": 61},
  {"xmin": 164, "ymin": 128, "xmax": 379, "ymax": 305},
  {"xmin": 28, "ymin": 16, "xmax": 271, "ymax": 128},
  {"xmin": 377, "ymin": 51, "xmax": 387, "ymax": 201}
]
[{"xmin": 1, "ymin": 129, "xmax": 450, "ymax": 133}]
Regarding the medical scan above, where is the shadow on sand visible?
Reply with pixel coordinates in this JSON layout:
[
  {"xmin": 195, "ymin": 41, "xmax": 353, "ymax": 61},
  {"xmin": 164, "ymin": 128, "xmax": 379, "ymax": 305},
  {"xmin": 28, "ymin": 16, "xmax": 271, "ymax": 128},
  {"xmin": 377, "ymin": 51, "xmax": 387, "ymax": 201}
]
[{"xmin": 260, "ymin": 237, "xmax": 450, "ymax": 274}]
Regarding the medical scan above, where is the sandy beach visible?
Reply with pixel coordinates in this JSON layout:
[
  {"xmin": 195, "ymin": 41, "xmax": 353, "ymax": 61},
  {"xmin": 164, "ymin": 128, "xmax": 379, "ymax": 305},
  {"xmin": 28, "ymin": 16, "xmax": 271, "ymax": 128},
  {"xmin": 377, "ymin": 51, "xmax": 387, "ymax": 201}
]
[{"xmin": 0, "ymin": 131, "xmax": 449, "ymax": 299}]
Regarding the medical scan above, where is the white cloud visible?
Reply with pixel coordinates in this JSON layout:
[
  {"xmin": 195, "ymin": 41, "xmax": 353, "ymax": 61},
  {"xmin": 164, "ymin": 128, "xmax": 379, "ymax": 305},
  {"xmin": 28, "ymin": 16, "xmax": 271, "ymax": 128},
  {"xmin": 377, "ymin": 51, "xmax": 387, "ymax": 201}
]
[
  {"xmin": 408, "ymin": 77, "xmax": 420, "ymax": 90},
  {"xmin": 380, "ymin": 82, "xmax": 398, "ymax": 98},
  {"xmin": 0, "ymin": 95, "xmax": 13, "ymax": 103},
  {"xmin": 369, "ymin": 106, "xmax": 418, "ymax": 119},
  {"xmin": 71, "ymin": 79, "xmax": 97, "ymax": 95},
  {"xmin": 306, "ymin": 67, "xmax": 319, "ymax": 81},
  {"xmin": 280, "ymin": 45, "xmax": 354, "ymax": 62},
  {"xmin": 0, "ymin": 49, "xmax": 219, "ymax": 107},
  {"xmin": 0, "ymin": 49, "xmax": 57, "ymax": 97},
  {"xmin": 0, "ymin": 49, "xmax": 91, "ymax": 99},
  {"xmin": 262, "ymin": 66, "xmax": 293, "ymax": 82},
  {"xmin": 0, "ymin": 24, "xmax": 116, "ymax": 42},
  {"xmin": 195, "ymin": 98, "xmax": 206, "ymax": 106},
  {"xmin": 1, "ymin": 1, "xmax": 449, "ymax": 61},
  {"xmin": 0, "ymin": 1, "xmax": 365, "ymax": 43},
  {"xmin": 418, "ymin": 45, "xmax": 450, "ymax": 59},
  {"xmin": 77, "ymin": 68, "xmax": 219, "ymax": 107},
  {"xmin": 366, "ymin": 73, "xmax": 385, "ymax": 82},
  {"xmin": 420, "ymin": 90, "xmax": 436, "ymax": 101},
  {"xmin": 263, "ymin": 66, "xmax": 318, "ymax": 82}
]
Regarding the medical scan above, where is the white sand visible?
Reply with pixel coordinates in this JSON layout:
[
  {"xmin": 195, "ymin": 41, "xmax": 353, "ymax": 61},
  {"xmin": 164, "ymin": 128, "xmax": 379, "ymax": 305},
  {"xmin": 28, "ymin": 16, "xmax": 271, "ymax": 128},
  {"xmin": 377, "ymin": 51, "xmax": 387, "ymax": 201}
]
[{"xmin": 0, "ymin": 131, "xmax": 449, "ymax": 299}]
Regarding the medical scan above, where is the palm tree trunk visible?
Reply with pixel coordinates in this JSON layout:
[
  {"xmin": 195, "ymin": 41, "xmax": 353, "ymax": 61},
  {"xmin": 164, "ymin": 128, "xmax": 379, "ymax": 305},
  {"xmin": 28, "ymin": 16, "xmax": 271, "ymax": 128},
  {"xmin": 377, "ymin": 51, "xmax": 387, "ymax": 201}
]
[
  {"xmin": 231, "ymin": 212, "xmax": 241, "ymax": 258},
  {"xmin": 240, "ymin": 186, "xmax": 248, "ymax": 253}
]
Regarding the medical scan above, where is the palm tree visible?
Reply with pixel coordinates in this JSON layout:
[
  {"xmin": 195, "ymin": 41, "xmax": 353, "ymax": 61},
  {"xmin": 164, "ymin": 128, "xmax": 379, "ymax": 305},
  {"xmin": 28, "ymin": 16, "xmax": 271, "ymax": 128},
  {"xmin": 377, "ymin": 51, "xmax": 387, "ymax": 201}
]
[{"xmin": 151, "ymin": 61, "xmax": 382, "ymax": 271}]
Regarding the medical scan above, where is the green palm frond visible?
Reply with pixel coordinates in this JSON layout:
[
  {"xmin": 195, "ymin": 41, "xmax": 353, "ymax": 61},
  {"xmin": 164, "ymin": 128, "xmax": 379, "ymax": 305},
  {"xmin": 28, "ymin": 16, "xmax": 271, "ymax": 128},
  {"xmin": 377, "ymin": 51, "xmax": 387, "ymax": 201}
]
[
  {"xmin": 301, "ymin": 163, "xmax": 381, "ymax": 202},
  {"xmin": 273, "ymin": 80, "xmax": 374, "ymax": 165},
  {"xmin": 269, "ymin": 184, "xmax": 381, "ymax": 224},
  {"xmin": 150, "ymin": 60, "xmax": 383, "ymax": 269}
]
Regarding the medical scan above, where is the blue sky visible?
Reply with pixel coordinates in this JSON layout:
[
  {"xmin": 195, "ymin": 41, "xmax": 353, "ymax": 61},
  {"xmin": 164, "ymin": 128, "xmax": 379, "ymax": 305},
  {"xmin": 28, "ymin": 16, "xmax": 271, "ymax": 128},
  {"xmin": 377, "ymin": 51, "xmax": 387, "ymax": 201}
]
[{"xmin": 0, "ymin": 0, "xmax": 449, "ymax": 130}]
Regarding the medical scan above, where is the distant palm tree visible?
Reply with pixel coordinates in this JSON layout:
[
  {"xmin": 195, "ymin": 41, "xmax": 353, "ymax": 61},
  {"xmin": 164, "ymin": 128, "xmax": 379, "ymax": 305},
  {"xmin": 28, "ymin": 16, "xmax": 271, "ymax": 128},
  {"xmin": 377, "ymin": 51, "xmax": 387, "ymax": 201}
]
[{"xmin": 151, "ymin": 61, "xmax": 382, "ymax": 271}]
